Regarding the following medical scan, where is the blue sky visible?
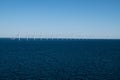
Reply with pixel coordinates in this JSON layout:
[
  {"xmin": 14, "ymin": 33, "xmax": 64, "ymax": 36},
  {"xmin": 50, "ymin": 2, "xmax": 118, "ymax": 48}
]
[{"xmin": 0, "ymin": 0, "xmax": 120, "ymax": 38}]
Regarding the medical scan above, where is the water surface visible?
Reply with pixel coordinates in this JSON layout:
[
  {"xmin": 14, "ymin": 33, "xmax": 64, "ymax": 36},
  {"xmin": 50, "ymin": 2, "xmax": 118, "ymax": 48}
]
[{"xmin": 0, "ymin": 39, "xmax": 120, "ymax": 80}]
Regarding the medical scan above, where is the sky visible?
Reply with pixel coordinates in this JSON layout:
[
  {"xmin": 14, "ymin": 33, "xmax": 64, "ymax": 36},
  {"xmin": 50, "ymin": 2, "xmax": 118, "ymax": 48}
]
[{"xmin": 0, "ymin": 0, "xmax": 120, "ymax": 38}]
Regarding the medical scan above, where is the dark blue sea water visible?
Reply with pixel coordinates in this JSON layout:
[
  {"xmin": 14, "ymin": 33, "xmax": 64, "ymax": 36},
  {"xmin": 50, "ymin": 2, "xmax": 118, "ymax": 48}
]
[{"xmin": 0, "ymin": 39, "xmax": 120, "ymax": 80}]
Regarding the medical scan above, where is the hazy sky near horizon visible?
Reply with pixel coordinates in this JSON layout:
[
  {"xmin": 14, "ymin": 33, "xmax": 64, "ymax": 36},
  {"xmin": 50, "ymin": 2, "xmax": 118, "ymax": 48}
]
[{"xmin": 0, "ymin": 0, "xmax": 120, "ymax": 38}]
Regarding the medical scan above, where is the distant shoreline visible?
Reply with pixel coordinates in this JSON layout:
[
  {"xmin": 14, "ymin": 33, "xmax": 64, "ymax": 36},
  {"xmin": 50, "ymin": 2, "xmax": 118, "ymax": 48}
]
[{"xmin": 0, "ymin": 37, "xmax": 120, "ymax": 40}]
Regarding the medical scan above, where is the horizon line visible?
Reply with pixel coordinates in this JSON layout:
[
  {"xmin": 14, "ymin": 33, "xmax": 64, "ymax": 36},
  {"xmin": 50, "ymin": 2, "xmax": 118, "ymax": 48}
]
[{"xmin": 0, "ymin": 37, "xmax": 120, "ymax": 40}]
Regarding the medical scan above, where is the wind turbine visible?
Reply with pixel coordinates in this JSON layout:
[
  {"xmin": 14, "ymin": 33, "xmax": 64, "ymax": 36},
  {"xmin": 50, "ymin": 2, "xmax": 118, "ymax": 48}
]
[
  {"xmin": 17, "ymin": 33, "xmax": 21, "ymax": 40},
  {"xmin": 33, "ymin": 33, "xmax": 36, "ymax": 40},
  {"xmin": 26, "ymin": 33, "xmax": 29, "ymax": 40}
]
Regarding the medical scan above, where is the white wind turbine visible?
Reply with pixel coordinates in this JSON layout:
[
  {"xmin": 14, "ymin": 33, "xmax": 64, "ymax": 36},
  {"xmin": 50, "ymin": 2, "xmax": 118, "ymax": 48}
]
[
  {"xmin": 17, "ymin": 33, "xmax": 21, "ymax": 40},
  {"xmin": 33, "ymin": 33, "xmax": 36, "ymax": 40},
  {"xmin": 26, "ymin": 33, "xmax": 29, "ymax": 40}
]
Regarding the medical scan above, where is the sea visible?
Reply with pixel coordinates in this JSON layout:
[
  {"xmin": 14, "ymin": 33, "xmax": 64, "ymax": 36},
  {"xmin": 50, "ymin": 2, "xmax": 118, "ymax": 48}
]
[{"xmin": 0, "ymin": 38, "xmax": 120, "ymax": 80}]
